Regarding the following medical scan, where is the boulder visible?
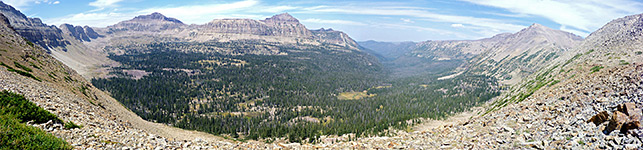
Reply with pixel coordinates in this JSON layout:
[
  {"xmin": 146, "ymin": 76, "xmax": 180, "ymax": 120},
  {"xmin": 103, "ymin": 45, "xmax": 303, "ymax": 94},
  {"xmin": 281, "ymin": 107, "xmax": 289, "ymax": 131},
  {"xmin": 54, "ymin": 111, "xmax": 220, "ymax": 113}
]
[
  {"xmin": 589, "ymin": 111, "xmax": 611, "ymax": 125},
  {"xmin": 606, "ymin": 111, "xmax": 629, "ymax": 133},
  {"xmin": 618, "ymin": 103, "xmax": 638, "ymax": 116}
]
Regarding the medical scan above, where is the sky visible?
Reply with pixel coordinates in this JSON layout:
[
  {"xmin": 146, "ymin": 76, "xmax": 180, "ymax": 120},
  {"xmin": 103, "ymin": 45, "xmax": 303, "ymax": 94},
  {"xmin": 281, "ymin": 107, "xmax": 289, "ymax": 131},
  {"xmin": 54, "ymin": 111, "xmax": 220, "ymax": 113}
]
[{"xmin": 4, "ymin": 0, "xmax": 643, "ymax": 42}]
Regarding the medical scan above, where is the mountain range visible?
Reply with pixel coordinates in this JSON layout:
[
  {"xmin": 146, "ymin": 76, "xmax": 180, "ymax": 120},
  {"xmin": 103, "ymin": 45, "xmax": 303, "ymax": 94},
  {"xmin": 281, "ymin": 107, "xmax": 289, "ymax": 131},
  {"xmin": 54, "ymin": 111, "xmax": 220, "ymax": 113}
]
[{"xmin": 1, "ymin": 1, "xmax": 643, "ymax": 149}]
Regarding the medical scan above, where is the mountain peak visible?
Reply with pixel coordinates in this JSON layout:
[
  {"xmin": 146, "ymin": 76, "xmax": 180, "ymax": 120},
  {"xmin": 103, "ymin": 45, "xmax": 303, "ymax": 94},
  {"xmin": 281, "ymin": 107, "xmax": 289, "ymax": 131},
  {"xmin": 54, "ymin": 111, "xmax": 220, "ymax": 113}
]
[
  {"xmin": 528, "ymin": 23, "xmax": 546, "ymax": 28},
  {"xmin": 264, "ymin": 13, "xmax": 299, "ymax": 23},
  {"xmin": 132, "ymin": 12, "xmax": 183, "ymax": 24},
  {"xmin": 519, "ymin": 23, "xmax": 554, "ymax": 33}
]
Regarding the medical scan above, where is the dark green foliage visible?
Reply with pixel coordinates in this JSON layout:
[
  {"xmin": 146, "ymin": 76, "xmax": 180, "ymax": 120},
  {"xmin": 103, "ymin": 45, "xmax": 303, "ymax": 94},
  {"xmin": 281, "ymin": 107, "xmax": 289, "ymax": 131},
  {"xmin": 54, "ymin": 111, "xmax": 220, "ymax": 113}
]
[
  {"xmin": 636, "ymin": 51, "xmax": 642, "ymax": 55},
  {"xmin": 0, "ymin": 90, "xmax": 61, "ymax": 124},
  {"xmin": 486, "ymin": 65, "xmax": 559, "ymax": 115},
  {"xmin": 563, "ymin": 53, "xmax": 583, "ymax": 67},
  {"xmin": 0, "ymin": 91, "xmax": 71, "ymax": 150},
  {"xmin": 1, "ymin": 62, "xmax": 41, "ymax": 82},
  {"xmin": 14, "ymin": 61, "xmax": 33, "ymax": 72},
  {"xmin": 63, "ymin": 121, "xmax": 82, "ymax": 129},
  {"xmin": 93, "ymin": 41, "xmax": 499, "ymax": 143},
  {"xmin": 0, "ymin": 114, "xmax": 72, "ymax": 150},
  {"xmin": 619, "ymin": 60, "xmax": 630, "ymax": 65},
  {"xmin": 590, "ymin": 65, "xmax": 604, "ymax": 73},
  {"xmin": 24, "ymin": 37, "xmax": 34, "ymax": 47},
  {"xmin": 29, "ymin": 62, "xmax": 40, "ymax": 70}
]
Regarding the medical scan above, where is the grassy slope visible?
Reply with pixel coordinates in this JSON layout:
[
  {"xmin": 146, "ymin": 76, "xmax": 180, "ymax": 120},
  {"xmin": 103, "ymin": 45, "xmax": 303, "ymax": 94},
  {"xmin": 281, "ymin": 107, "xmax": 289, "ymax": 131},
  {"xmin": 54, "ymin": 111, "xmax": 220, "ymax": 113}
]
[{"xmin": 0, "ymin": 90, "xmax": 72, "ymax": 149}]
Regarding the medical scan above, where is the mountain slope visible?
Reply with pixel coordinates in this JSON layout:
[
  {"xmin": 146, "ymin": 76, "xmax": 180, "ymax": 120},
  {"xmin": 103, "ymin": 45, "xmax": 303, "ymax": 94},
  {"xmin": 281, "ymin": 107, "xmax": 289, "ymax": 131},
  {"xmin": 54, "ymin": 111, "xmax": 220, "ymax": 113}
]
[
  {"xmin": 0, "ymin": 1, "xmax": 68, "ymax": 49},
  {"xmin": 306, "ymin": 12, "xmax": 643, "ymax": 150},
  {"xmin": 465, "ymin": 23, "xmax": 583, "ymax": 84}
]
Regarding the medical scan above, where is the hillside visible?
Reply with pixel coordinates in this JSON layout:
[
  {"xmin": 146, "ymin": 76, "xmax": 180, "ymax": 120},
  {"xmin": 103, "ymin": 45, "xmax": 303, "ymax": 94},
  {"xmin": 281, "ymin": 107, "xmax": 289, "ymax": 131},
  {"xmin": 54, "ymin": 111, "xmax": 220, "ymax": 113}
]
[{"xmin": 465, "ymin": 23, "xmax": 583, "ymax": 84}]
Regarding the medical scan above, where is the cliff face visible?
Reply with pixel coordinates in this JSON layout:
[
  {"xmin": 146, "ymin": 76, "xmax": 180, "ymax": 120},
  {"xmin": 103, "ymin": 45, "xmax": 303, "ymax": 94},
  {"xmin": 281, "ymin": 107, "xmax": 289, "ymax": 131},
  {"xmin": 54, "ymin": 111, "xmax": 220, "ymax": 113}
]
[
  {"xmin": 102, "ymin": 12, "xmax": 355, "ymax": 48},
  {"xmin": 107, "ymin": 12, "xmax": 185, "ymax": 32},
  {"xmin": 0, "ymin": 1, "xmax": 69, "ymax": 50},
  {"xmin": 59, "ymin": 24, "xmax": 104, "ymax": 42}
]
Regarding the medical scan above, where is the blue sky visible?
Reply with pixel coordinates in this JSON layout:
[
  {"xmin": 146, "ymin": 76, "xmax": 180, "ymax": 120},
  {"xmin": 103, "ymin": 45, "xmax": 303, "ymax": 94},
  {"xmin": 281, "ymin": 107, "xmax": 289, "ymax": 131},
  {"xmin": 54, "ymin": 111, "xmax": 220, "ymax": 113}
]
[{"xmin": 4, "ymin": 0, "xmax": 643, "ymax": 42}]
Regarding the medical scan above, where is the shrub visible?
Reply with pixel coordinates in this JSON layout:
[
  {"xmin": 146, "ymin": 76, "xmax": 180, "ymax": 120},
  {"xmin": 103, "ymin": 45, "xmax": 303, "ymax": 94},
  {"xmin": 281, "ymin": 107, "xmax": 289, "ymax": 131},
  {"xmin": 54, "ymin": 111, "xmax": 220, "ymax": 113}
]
[
  {"xmin": 0, "ymin": 114, "xmax": 72, "ymax": 150},
  {"xmin": 64, "ymin": 121, "xmax": 82, "ymax": 129},
  {"xmin": 620, "ymin": 60, "xmax": 630, "ymax": 65},
  {"xmin": 590, "ymin": 66, "xmax": 604, "ymax": 73},
  {"xmin": 0, "ymin": 90, "xmax": 61, "ymax": 124},
  {"xmin": 1, "ymin": 62, "xmax": 41, "ymax": 82},
  {"xmin": 14, "ymin": 61, "xmax": 33, "ymax": 72},
  {"xmin": 0, "ymin": 91, "xmax": 71, "ymax": 149}
]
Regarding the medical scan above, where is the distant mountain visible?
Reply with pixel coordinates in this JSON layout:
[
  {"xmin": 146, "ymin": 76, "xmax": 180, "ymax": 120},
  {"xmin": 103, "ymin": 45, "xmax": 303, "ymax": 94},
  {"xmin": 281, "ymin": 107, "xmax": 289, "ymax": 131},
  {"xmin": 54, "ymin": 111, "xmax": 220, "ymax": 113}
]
[
  {"xmin": 410, "ymin": 32, "xmax": 511, "ymax": 61},
  {"xmin": 465, "ymin": 23, "xmax": 583, "ymax": 84},
  {"xmin": 358, "ymin": 40, "xmax": 416, "ymax": 60},
  {"xmin": 0, "ymin": 1, "xmax": 69, "ymax": 49},
  {"xmin": 97, "ymin": 12, "xmax": 358, "ymax": 51},
  {"xmin": 108, "ymin": 12, "xmax": 185, "ymax": 32}
]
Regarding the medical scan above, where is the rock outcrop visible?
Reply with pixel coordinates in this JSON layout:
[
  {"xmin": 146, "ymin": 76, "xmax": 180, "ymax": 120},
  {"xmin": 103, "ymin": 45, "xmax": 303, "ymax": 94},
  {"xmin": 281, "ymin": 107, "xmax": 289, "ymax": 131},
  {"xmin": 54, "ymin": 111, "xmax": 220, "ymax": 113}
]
[
  {"xmin": 59, "ymin": 24, "xmax": 103, "ymax": 42},
  {"xmin": 107, "ymin": 12, "xmax": 185, "ymax": 32},
  {"xmin": 0, "ymin": 1, "xmax": 69, "ymax": 50}
]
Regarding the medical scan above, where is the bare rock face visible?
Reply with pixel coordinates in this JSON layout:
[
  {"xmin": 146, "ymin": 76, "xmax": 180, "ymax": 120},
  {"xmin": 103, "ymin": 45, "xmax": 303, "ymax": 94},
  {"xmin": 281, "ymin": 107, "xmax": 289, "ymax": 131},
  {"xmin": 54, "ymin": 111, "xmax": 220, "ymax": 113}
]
[
  {"xmin": 107, "ymin": 12, "xmax": 186, "ymax": 32},
  {"xmin": 261, "ymin": 13, "xmax": 312, "ymax": 37},
  {"xmin": 59, "ymin": 24, "xmax": 103, "ymax": 42},
  {"xmin": 0, "ymin": 1, "xmax": 69, "ymax": 50},
  {"xmin": 312, "ymin": 28, "xmax": 359, "ymax": 50},
  {"xmin": 83, "ymin": 26, "xmax": 101, "ymax": 39}
]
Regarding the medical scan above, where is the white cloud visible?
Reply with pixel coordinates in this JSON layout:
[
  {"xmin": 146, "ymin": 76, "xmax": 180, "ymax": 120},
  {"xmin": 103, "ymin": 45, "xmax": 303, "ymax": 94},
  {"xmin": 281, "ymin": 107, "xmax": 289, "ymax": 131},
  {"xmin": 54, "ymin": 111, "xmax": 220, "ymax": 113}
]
[
  {"xmin": 400, "ymin": 18, "xmax": 414, "ymax": 23},
  {"xmin": 137, "ymin": 0, "xmax": 259, "ymax": 24},
  {"xmin": 301, "ymin": 18, "xmax": 367, "ymax": 26},
  {"xmin": 560, "ymin": 25, "xmax": 589, "ymax": 37},
  {"xmin": 304, "ymin": 6, "xmax": 526, "ymax": 36},
  {"xmin": 3, "ymin": 0, "xmax": 37, "ymax": 10},
  {"xmin": 3, "ymin": 0, "xmax": 60, "ymax": 10},
  {"xmin": 45, "ymin": 12, "xmax": 134, "ymax": 27},
  {"xmin": 89, "ymin": 0, "xmax": 124, "ymax": 8},
  {"xmin": 255, "ymin": 5, "xmax": 299, "ymax": 13},
  {"xmin": 461, "ymin": 0, "xmax": 643, "ymax": 36},
  {"xmin": 451, "ymin": 24, "xmax": 464, "ymax": 28},
  {"xmin": 375, "ymin": 23, "xmax": 475, "ymax": 39},
  {"xmin": 44, "ymin": 0, "xmax": 263, "ymax": 27}
]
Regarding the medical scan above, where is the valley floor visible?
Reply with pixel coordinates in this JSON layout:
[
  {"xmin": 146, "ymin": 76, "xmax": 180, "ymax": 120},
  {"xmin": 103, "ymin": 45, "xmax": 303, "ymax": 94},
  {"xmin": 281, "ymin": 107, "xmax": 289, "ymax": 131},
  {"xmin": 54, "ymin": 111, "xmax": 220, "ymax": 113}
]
[{"xmin": 4, "ymin": 63, "xmax": 643, "ymax": 149}]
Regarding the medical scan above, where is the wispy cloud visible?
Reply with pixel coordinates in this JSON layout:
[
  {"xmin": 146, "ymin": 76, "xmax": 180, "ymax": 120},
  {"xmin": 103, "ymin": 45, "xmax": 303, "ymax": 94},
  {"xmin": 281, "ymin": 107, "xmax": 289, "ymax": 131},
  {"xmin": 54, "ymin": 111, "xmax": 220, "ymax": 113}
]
[
  {"xmin": 137, "ymin": 0, "xmax": 259, "ymax": 23},
  {"xmin": 461, "ymin": 0, "xmax": 643, "ymax": 36},
  {"xmin": 3, "ymin": 0, "xmax": 58, "ymax": 10},
  {"xmin": 46, "ymin": 12, "xmax": 133, "ymax": 27},
  {"xmin": 301, "ymin": 18, "xmax": 367, "ymax": 26},
  {"xmin": 400, "ymin": 18, "xmax": 414, "ymax": 23},
  {"xmin": 45, "ymin": 0, "xmax": 262, "ymax": 27},
  {"xmin": 89, "ymin": 0, "xmax": 124, "ymax": 8},
  {"xmin": 376, "ymin": 23, "xmax": 474, "ymax": 39},
  {"xmin": 303, "ymin": 6, "xmax": 526, "ymax": 37}
]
